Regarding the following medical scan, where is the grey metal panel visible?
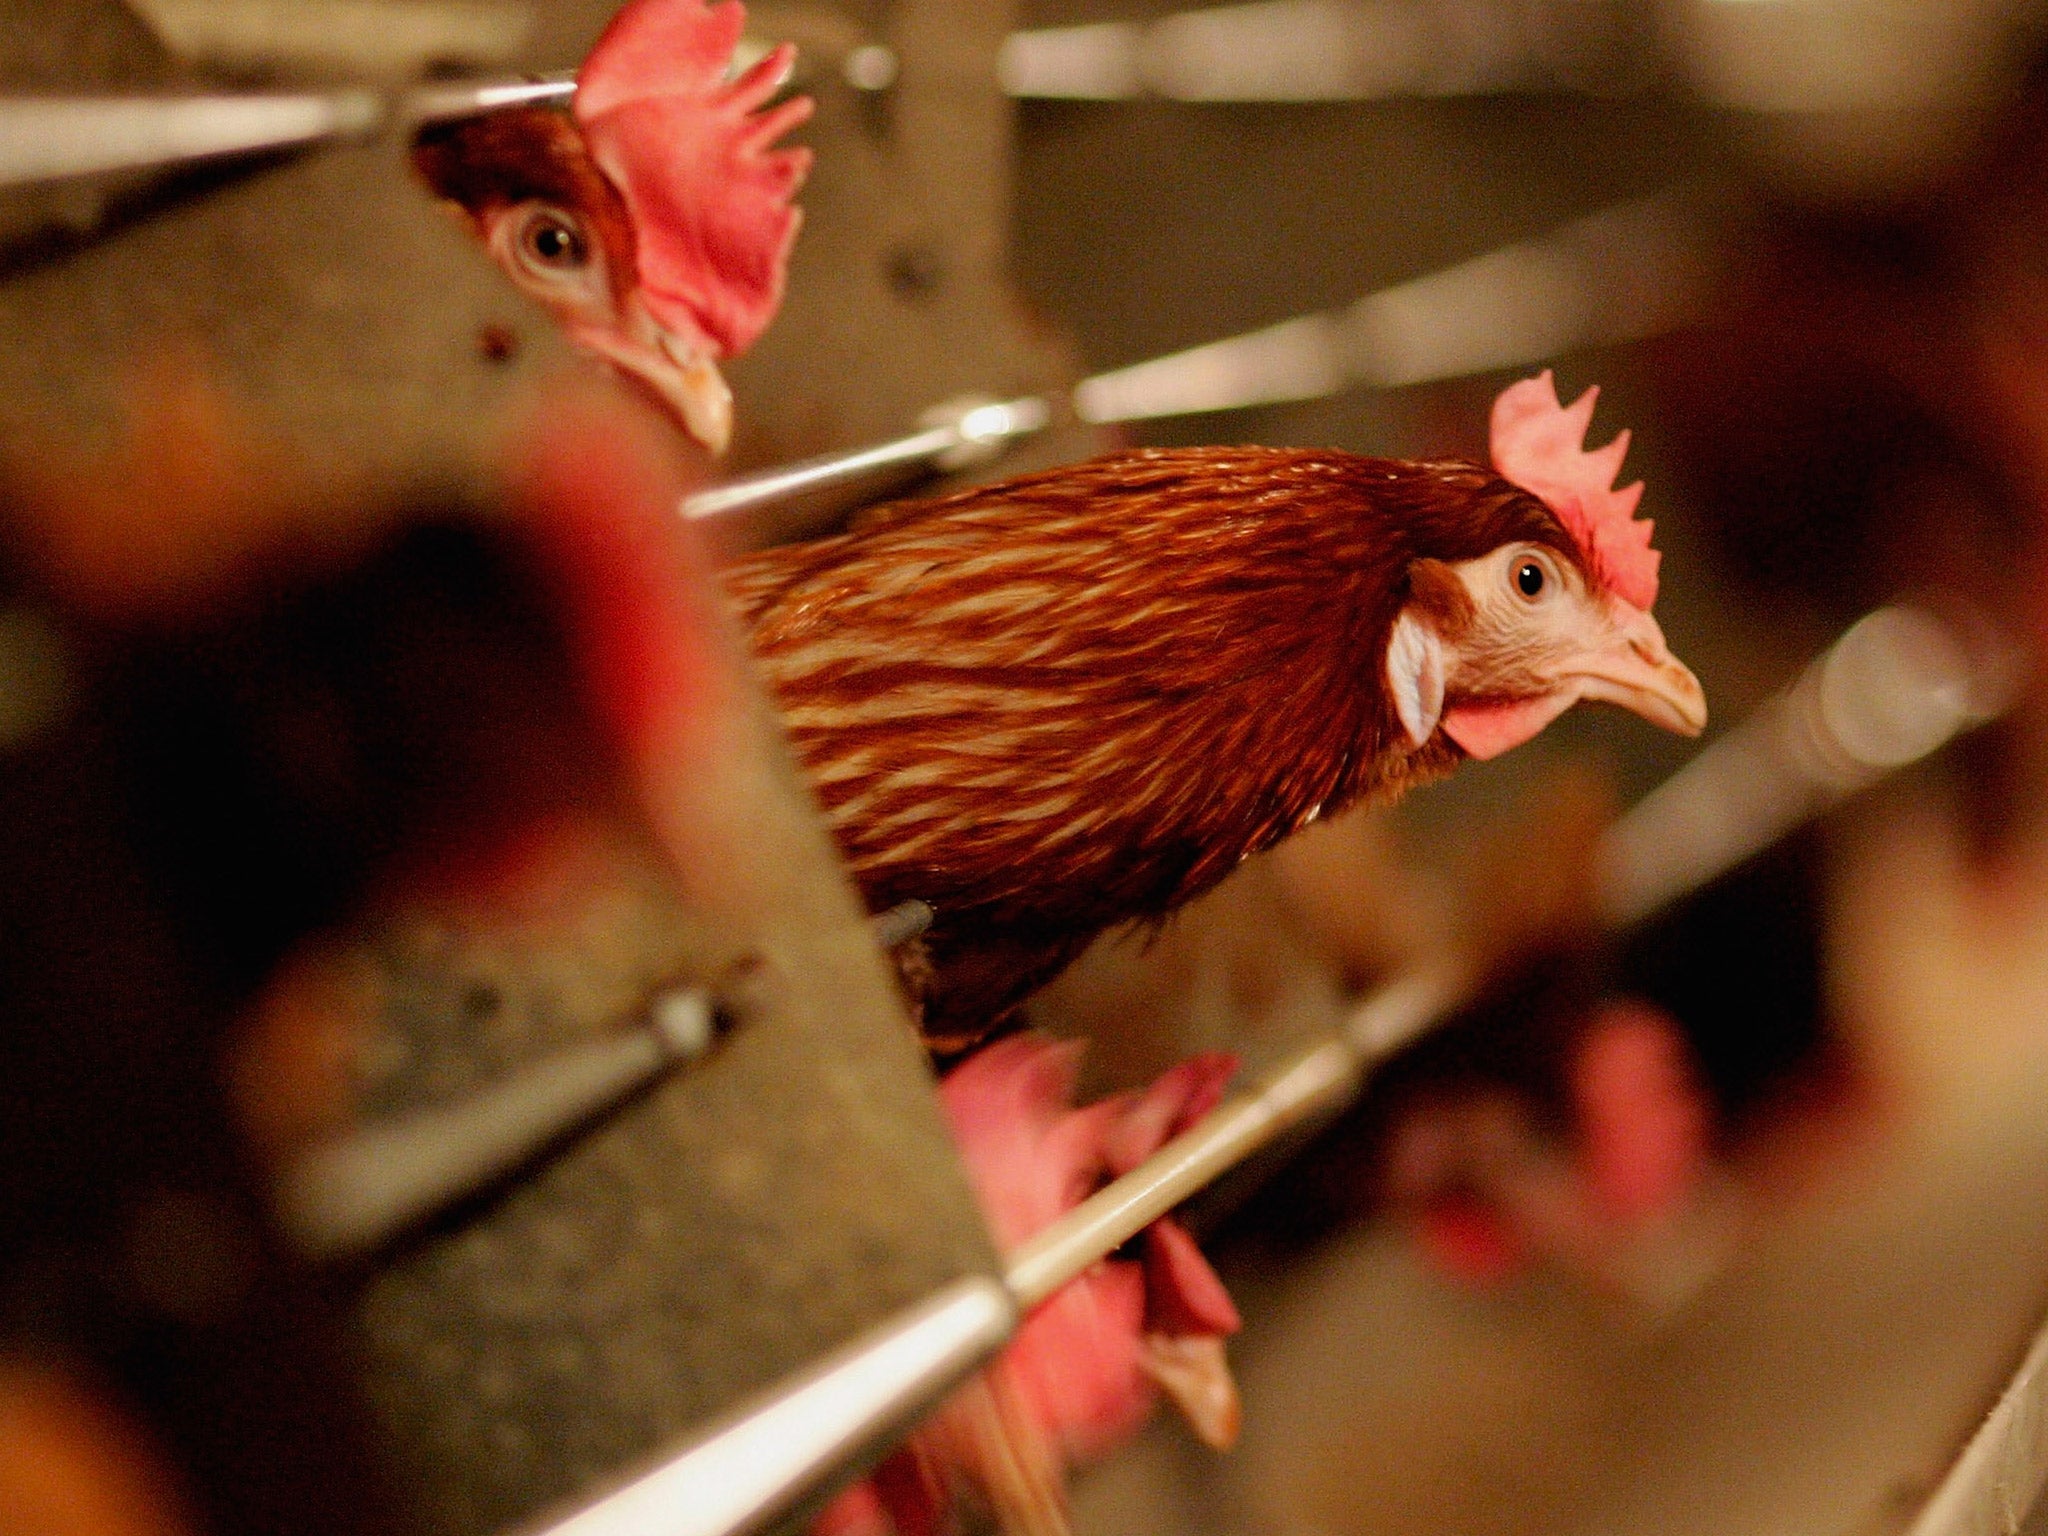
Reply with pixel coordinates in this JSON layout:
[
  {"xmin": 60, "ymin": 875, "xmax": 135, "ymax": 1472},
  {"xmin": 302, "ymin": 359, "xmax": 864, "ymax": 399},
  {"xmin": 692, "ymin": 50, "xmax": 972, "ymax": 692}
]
[
  {"xmin": 351, "ymin": 746, "xmax": 995, "ymax": 1534},
  {"xmin": 0, "ymin": 126, "xmax": 570, "ymax": 499}
]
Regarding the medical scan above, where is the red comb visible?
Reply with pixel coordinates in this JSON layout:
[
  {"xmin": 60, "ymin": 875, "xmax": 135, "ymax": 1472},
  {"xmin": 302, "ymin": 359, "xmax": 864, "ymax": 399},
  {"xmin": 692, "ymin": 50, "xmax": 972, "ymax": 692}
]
[
  {"xmin": 1490, "ymin": 370, "xmax": 1659, "ymax": 610},
  {"xmin": 576, "ymin": 0, "xmax": 813, "ymax": 359}
]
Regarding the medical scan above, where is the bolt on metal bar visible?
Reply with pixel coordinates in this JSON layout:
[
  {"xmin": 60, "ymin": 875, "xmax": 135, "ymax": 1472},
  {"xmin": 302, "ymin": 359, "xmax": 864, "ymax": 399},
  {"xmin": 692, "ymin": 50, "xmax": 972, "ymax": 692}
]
[
  {"xmin": 281, "ymin": 908, "xmax": 922, "ymax": 1262},
  {"xmin": 279, "ymin": 987, "xmax": 715, "ymax": 1261},
  {"xmin": 683, "ymin": 424, "xmax": 956, "ymax": 522},
  {"xmin": 872, "ymin": 898, "xmax": 936, "ymax": 949}
]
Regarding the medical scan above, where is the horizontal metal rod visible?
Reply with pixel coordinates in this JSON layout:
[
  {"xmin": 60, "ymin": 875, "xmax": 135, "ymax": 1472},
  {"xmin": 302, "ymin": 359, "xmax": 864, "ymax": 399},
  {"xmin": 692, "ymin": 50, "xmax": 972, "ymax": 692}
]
[
  {"xmin": 685, "ymin": 425, "xmax": 957, "ymax": 522},
  {"xmin": 1006, "ymin": 970, "xmax": 1456, "ymax": 1306},
  {"xmin": 1073, "ymin": 190, "xmax": 1717, "ymax": 424},
  {"xmin": 0, "ymin": 69, "xmax": 581, "ymax": 192},
  {"xmin": 1006, "ymin": 1038, "xmax": 1358, "ymax": 1307},
  {"xmin": 695, "ymin": 194, "xmax": 1716, "ymax": 542},
  {"xmin": 522, "ymin": 1276, "xmax": 1018, "ymax": 1536},
  {"xmin": 1903, "ymin": 1301, "xmax": 2048, "ymax": 1536},
  {"xmin": 1000, "ymin": 0, "xmax": 1961, "ymax": 115},
  {"xmin": 404, "ymin": 73, "xmax": 578, "ymax": 128},
  {"xmin": 996, "ymin": 0, "xmax": 1611, "ymax": 102},
  {"xmin": 0, "ymin": 92, "xmax": 386, "ymax": 189},
  {"xmin": 1596, "ymin": 604, "xmax": 2022, "ymax": 927},
  {"xmin": 682, "ymin": 397, "xmax": 1050, "ymax": 538}
]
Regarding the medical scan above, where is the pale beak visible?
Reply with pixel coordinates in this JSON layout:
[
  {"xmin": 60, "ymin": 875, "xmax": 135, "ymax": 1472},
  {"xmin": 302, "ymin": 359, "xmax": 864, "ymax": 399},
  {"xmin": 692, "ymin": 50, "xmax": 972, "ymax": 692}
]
[
  {"xmin": 656, "ymin": 336, "xmax": 734, "ymax": 456},
  {"xmin": 1569, "ymin": 602, "xmax": 1707, "ymax": 737},
  {"xmin": 568, "ymin": 300, "xmax": 735, "ymax": 456}
]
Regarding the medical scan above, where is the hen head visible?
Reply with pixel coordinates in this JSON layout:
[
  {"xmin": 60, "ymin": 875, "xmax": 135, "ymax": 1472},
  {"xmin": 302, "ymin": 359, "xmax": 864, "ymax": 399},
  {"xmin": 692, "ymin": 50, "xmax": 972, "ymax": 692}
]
[
  {"xmin": 1387, "ymin": 371, "xmax": 1706, "ymax": 760},
  {"xmin": 413, "ymin": 0, "xmax": 812, "ymax": 454}
]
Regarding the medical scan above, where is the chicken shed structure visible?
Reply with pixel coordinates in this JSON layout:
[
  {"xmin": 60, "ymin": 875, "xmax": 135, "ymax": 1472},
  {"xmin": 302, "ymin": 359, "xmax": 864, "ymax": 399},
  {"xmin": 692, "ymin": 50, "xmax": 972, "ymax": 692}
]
[{"xmin": 7, "ymin": 4, "xmax": 2048, "ymax": 1536}]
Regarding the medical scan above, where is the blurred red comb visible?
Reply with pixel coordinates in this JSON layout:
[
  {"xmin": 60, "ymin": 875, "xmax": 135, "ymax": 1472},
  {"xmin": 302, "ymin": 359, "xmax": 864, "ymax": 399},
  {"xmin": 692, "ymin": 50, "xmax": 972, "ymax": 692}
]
[
  {"xmin": 1490, "ymin": 370, "xmax": 1660, "ymax": 610},
  {"xmin": 576, "ymin": 0, "xmax": 814, "ymax": 359}
]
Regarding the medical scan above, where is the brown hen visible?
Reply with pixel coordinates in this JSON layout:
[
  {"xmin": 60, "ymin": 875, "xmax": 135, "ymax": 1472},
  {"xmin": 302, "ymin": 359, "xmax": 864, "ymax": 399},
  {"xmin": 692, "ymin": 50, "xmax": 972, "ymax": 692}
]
[
  {"xmin": 728, "ymin": 376, "xmax": 1706, "ymax": 1050},
  {"xmin": 413, "ymin": 0, "xmax": 810, "ymax": 454}
]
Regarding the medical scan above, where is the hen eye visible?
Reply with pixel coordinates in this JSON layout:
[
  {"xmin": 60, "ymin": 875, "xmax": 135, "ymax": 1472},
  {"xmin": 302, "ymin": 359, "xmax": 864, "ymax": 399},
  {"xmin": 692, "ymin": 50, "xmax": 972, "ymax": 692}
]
[
  {"xmin": 521, "ymin": 213, "xmax": 586, "ymax": 268},
  {"xmin": 1514, "ymin": 558, "xmax": 1546, "ymax": 598}
]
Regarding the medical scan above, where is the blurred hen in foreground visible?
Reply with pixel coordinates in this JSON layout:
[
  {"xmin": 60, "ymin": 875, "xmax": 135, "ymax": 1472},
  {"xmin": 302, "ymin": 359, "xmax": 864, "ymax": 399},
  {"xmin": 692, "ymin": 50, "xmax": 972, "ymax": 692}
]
[
  {"xmin": 729, "ymin": 373, "xmax": 1707, "ymax": 1050},
  {"xmin": 414, "ymin": 0, "xmax": 812, "ymax": 453},
  {"xmin": 0, "ymin": 381, "xmax": 724, "ymax": 1536}
]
